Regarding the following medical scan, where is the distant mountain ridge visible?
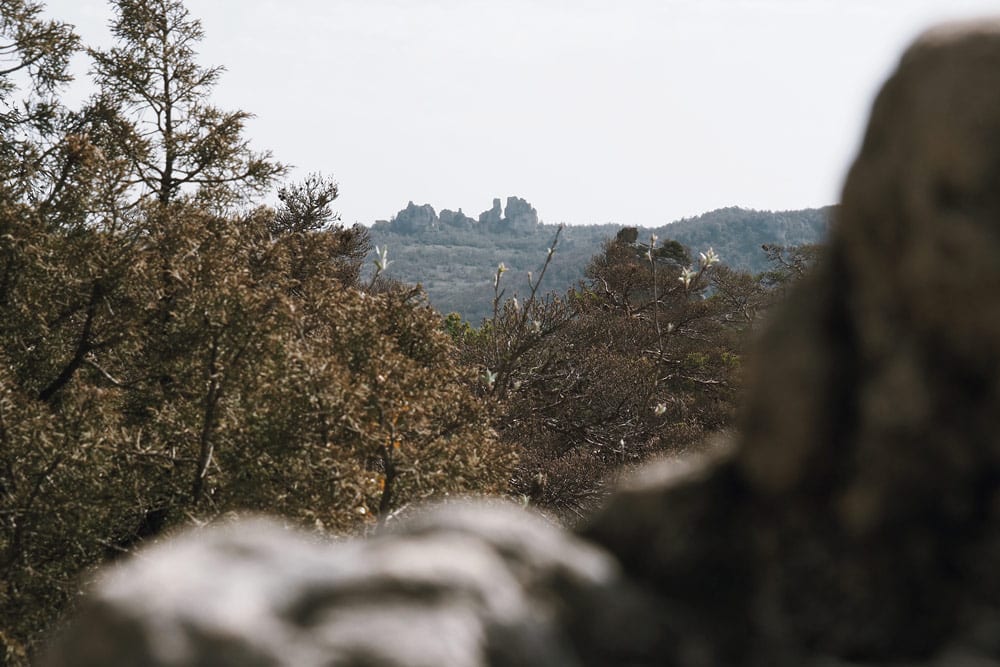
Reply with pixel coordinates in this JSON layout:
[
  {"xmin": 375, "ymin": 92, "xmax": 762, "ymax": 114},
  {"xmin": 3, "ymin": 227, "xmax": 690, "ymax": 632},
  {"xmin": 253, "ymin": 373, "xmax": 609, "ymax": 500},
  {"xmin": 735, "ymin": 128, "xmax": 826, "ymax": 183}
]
[
  {"xmin": 368, "ymin": 198, "xmax": 832, "ymax": 323},
  {"xmin": 659, "ymin": 205, "xmax": 832, "ymax": 271}
]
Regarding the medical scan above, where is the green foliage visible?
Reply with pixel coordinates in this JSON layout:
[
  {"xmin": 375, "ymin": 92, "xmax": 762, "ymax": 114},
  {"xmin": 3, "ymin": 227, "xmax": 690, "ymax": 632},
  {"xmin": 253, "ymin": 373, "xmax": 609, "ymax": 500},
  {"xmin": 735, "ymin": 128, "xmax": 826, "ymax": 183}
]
[
  {"xmin": 658, "ymin": 206, "xmax": 831, "ymax": 273},
  {"xmin": 368, "ymin": 204, "xmax": 831, "ymax": 322},
  {"xmin": 656, "ymin": 238, "xmax": 690, "ymax": 264},
  {"xmin": 368, "ymin": 218, "xmax": 616, "ymax": 324},
  {"xmin": 443, "ymin": 311, "xmax": 473, "ymax": 342}
]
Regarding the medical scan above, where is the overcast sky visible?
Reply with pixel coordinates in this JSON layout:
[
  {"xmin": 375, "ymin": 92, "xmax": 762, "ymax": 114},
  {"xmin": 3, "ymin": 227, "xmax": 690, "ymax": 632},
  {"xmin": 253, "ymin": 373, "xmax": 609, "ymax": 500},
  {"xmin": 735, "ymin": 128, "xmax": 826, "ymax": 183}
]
[{"xmin": 43, "ymin": 0, "xmax": 1000, "ymax": 226}]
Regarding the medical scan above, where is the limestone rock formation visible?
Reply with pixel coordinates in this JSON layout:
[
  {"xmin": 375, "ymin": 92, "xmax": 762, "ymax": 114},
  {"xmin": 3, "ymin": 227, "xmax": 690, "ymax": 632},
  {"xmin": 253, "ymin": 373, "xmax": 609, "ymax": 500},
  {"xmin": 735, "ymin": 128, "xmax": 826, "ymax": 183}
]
[
  {"xmin": 478, "ymin": 198, "xmax": 503, "ymax": 227},
  {"xmin": 384, "ymin": 197, "xmax": 537, "ymax": 234},
  {"xmin": 43, "ymin": 20, "xmax": 1000, "ymax": 667},
  {"xmin": 440, "ymin": 208, "xmax": 477, "ymax": 229},
  {"xmin": 392, "ymin": 201, "xmax": 439, "ymax": 233},
  {"xmin": 503, "ymin": 196, "xmax": 539, "ymax": 230}
]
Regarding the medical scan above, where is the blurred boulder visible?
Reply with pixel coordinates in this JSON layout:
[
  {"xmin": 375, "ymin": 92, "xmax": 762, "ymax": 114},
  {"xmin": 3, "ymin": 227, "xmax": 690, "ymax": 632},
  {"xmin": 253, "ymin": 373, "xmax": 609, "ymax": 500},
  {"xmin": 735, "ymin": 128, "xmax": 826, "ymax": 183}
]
[
  {"xmin": 43, "ymin": 504, "xmax": 674, "ymax": 667},
  {"xmin": 584, "ymin": 19, "xmax": 1000, "ymax": 666}
]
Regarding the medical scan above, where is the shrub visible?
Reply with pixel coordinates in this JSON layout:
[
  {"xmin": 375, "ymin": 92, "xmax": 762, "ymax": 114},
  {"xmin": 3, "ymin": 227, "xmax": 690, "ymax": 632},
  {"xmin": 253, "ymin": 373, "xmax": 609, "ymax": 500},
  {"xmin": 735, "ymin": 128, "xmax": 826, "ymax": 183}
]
[{"xmin": 460, "ymin": 233, "xmax": 749, "ymax": 521}]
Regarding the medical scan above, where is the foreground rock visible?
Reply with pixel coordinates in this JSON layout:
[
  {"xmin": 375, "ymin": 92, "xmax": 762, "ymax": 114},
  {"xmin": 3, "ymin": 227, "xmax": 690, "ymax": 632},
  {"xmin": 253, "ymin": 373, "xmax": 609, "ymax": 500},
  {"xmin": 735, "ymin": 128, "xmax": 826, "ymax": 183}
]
[
  {"xmin": 44, "ymin": 504, "xmax": 676, "ymax": 667},
  {"xmin": 585, "ymin": 19, "xmax": 1000, "ymax": 665},
  {"xmin": 46, "ymin": 20, "xmax": 1000, "ymax": 667}
]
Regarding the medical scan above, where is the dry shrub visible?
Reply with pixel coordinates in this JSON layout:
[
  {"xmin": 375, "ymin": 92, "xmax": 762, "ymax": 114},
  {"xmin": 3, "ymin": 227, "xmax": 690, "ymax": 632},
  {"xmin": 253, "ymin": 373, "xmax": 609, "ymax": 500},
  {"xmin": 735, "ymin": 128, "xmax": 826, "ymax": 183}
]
[
  {"xmin": 0, "ymin": 200, "xmax": 512, "ymax": 654},
  {"xmin": 460, "ymin": 236, "xmax": 750, "ymax": 523}
]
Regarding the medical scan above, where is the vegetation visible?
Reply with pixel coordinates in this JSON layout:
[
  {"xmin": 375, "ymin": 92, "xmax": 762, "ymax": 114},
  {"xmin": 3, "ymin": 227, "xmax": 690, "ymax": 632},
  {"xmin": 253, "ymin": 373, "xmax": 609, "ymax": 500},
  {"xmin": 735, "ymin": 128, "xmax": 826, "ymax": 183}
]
[
  {"xmin": 0, "ymin": 2, "xmax": 510, "ymax": 660},
  {"xmin": 369, "ymin": 202, "xmax": 831, "ymax": 323},
  {"xmin": 454, "ymin": 230, "xmax": 802, "ymax": 522}
]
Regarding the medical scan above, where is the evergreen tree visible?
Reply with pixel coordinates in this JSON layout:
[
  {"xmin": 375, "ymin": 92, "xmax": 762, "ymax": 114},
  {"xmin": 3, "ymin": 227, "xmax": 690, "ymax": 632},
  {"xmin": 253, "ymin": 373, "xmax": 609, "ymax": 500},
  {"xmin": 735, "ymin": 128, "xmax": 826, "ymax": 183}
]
[
  {"xmin": 0, "ymin": 0, "xmax": 79, "ymax": 200},
  {"xmin": 0, "ymin": 4, "xmax": 513, "ymax": 660},
  {"xmin": 90, "ymin": 0, "xmax": 285, "ymax": 206}
]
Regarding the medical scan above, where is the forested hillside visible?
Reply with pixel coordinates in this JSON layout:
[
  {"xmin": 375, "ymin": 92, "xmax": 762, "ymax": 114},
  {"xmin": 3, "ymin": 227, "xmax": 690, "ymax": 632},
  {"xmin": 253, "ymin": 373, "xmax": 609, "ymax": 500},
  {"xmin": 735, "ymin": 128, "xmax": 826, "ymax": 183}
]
[
  {"xmin": 368, "ymin": 199, "xmax": 832, "ymax": 323},
  {"xmin": 657, "ymin": 205, "xmax": 832, "ymax": 272},
  {"xmin": 0, "ymin": 2, "xmax": 516, "ymax": 657}
]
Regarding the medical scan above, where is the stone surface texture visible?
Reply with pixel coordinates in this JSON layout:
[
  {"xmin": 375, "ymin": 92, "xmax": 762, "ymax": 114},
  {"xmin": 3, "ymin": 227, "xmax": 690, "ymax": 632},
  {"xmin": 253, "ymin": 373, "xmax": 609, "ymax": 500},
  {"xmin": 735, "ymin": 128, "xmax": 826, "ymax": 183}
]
[
  {"xmin": 44, "ymin": 505, "xmax": 673, "ymax": 667},
  {"xmin": 439, "ymin": 208, "xmax": 477, "ymax": 229},
  {"xmin": 392, "ymin": 201, "xmax": 439, "ymax": 233},
  {"xmin": 477, "ymin": 198, "xmax": 503, "ymax": 227},
  {"xmin": 502, "ymin": 196, "xmax": 539, "ymax": 230}
]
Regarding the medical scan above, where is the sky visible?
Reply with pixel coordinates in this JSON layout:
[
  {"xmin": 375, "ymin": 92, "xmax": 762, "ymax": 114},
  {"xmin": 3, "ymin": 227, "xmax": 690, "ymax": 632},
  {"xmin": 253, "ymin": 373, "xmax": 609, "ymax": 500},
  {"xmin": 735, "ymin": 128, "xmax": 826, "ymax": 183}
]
[{"xmin": 41, "ymin": 0, "xmax": 1000, "ymax": 226}]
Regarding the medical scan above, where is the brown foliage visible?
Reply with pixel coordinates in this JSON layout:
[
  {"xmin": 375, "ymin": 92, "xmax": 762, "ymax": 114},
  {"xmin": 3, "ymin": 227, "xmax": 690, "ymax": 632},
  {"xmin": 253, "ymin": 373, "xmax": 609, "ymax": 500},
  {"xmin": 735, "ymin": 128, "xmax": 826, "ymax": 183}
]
[
  {"xmin": 0, "ymin": 197, "xmax": 512, "ymax": 654},
  {"xmin": 460, "ymin": 234, "xmax": 754, "ymax": 522},
  {"xmin": 0, "ymin": 3, "xmax": 513, "ymax": 655}
]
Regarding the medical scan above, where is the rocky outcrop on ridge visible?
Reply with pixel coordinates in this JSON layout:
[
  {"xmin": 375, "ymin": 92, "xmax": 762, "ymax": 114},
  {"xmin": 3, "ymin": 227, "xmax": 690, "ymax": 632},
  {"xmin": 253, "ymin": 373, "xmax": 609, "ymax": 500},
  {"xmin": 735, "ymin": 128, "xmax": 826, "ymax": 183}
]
[
  {"xmin": 501, "ymin": 196, "xmax": 539, "ymax": 231},
  {"xmin": 390, "ymin": 201, "xmax": 439, "ymax": 233},
  {"xmin": 380, "ymin": 197, "xmax": 541, "ymax": 235},
  {"xmin": 440, "ymin": 208, "xmax": 477, "ymax": 229},
  {"xmin": 478, "ymin": 198, "xmax": 503, "ymax": 227}
]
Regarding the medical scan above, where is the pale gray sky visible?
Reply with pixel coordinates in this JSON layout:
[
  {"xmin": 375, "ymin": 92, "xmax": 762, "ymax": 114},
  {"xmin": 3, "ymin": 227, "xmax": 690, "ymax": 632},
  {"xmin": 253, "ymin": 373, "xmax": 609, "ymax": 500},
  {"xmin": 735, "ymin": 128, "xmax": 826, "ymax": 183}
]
[{"xmin": 44, "ymin": 0, "xmax": 1000, "ymax": 226}]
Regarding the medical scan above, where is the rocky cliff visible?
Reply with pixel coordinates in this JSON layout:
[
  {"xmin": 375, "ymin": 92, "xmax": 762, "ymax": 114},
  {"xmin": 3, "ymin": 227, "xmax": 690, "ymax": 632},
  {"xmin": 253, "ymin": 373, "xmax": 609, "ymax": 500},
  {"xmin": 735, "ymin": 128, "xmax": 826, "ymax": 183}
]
[{"xmin": 384, "ymin": 196, "xmax": 540, "ymax": 235}]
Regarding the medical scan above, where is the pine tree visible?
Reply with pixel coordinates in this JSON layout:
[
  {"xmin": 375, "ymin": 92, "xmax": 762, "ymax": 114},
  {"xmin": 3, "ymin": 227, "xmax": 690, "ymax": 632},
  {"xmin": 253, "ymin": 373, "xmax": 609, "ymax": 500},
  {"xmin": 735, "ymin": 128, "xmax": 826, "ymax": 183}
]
[
  {"xmin": 90, "ymin": 0, "xmax": 285, "ymax": 206},
  {"xmin": 0, "ymin": 0, "xmax": 79, "ymax": 199}
]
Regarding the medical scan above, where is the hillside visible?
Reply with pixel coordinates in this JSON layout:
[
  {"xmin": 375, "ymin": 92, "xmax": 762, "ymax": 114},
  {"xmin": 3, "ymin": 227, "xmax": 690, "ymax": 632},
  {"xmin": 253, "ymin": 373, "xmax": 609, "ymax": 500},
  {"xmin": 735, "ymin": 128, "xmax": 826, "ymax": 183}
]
[
  {"xmin": 368, "ymin": 197, "xmax": 833, "ymax": 323},
  {"xmin": 655, "ymin": 206, "xmax": 832, "ymax": 272}
]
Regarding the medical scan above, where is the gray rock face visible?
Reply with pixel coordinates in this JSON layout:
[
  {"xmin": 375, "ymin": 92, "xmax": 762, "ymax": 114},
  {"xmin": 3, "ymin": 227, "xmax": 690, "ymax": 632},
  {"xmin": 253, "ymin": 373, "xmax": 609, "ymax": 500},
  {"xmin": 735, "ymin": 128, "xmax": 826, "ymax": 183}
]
[
  {"xmin": 43, "ymin": 20, "xmax": 1000, "ymax": 667},
  {"xmin": 43, "ymin": 504, "xmax": 673, "ymax": 667},
  {"xmin": 392, "ymin": 201, "xmax": 438, "ymax": 233},
  {"xmin": 503, "ymin": 196, "xmax": 539, "ymax": 230},
  {"xmin": 440, "ymin": 208, "xmax": 476, "ymax": 229},
  {"xmin": 478, "ymin": 198, "xmax": 503, "ymax": 227},
  {"xmin": 386, "ymin": 197, "xmax": 536, "ymax": 233}
]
